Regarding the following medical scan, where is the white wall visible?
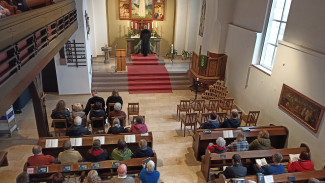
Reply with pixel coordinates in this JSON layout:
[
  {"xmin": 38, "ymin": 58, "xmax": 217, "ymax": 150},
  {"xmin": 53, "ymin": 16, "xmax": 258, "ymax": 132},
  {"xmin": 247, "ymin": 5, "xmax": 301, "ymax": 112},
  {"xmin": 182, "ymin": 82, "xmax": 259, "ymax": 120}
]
[
  {"xmin": 225, "ymin": 0, "xmax": 325, "ymax": 169},
  {"xmin": 174, "ymin": 0, "xmax": 188, "ymax": 52},
  {"xmin": 88, "ymin": 0, "xmax": 108, "ymax": 57},
  {"xmin": 185, "ymin": 0, "xmax": 200, "ymax": 52},
  {"xmin": 55, "ymin": 0, "xmax": 92, "ymax": 95}
]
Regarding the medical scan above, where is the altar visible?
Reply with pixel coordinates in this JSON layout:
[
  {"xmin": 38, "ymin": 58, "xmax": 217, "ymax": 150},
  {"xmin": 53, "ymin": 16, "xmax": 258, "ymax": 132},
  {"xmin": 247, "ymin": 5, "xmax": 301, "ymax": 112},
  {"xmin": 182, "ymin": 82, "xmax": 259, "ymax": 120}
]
[{"xmin": 126, "ymin": 36, "xmax": 161, "ymax": 58}]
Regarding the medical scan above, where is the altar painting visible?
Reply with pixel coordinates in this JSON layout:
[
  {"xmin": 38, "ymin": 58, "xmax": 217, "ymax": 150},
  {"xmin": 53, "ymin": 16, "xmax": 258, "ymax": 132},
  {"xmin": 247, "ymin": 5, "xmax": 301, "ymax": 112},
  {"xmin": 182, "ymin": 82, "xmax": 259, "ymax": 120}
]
[{"xmin": 131, "ymin": 0, "xmax": 153, "ymax": 19}]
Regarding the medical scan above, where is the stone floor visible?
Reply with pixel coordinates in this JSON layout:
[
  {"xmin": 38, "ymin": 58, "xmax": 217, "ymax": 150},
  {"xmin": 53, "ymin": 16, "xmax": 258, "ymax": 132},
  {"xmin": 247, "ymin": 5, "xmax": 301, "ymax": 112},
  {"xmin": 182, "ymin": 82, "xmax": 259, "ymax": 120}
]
[{"xmin": 0, "ymin": 90, "xmax": 208, "ymax": 182}]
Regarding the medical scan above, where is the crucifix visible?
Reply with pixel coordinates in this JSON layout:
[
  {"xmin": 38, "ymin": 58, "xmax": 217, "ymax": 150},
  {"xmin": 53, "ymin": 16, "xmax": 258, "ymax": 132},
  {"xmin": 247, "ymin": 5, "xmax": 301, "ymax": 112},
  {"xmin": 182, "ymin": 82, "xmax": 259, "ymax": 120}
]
[{"xmin": 138, "ymin": 19, "xmax": 146, "ymax": 30}]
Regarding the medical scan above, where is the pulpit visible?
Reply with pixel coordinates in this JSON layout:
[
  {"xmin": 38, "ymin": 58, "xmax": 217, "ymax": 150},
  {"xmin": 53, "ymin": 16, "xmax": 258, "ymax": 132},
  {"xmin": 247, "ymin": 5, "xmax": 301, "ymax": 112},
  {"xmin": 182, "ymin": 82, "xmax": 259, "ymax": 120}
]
[
  {"xmin": 116, "ymin": 49, "xmax": 126, "ymax": 71},
  {"xmin": 190, "ymin": 51, "xmax": 227, "ymax": 88}
]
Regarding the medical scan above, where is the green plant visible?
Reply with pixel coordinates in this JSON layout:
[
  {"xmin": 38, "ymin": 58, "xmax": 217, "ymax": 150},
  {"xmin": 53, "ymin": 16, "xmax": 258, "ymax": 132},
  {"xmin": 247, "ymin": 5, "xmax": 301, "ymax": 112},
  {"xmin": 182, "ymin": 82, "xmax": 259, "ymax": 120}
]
[
  {"xmin": 127, "ymin": 29, "xmax": 135, "ymax": 37},
  {"xmin": 181, "ymin": 50, "xmax": 190, "ymax": 59},
  {"xmin": 166, "ymin": 47, "xmax": 177, "ymax": 59}
]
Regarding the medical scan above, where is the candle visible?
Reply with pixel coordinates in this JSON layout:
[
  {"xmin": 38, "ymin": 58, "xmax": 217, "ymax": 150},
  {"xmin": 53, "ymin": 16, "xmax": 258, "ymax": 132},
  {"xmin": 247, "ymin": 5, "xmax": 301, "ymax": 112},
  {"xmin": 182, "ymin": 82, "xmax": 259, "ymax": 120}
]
[
  {"xmin": 128, "ymin": 21, "xmax": 130, "ymax": 28},
  {"xmin": 171, "ymin": 44, "xmax": 173, "ymax": 54},
  {"xmin": 156, "ymin": 22, "xmax": 158, "ymax": 28},
  {"xmin": 197, "ymin": 78, "xmax": 199, "ymax": 81},
  {"xmin": 152, "ymin": 23, "xmax": 153, "ymax": 29},
  {"xmin": 135, "ymin": 23, "xmax": 137, "ymax": 30},
  {"xmin": 131, "ymin": 22, "xmax": 133, "ymax": 29},
  {"xmin": 148, "ymin": 23, "xmax": 150, "ymax": 29}
]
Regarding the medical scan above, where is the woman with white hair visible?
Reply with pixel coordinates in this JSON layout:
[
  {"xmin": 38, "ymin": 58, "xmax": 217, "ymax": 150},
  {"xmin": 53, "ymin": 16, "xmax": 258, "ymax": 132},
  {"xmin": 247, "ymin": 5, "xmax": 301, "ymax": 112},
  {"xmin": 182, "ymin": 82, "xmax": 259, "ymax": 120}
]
[
  {"xmin": 139, "ymin": 160, "xmax": 160, "ymax": 183},
  {"xmin": 83, "ymin": 170, "xmax": 102, "ymax": 183},
  {"xmin": 109, "ymin": 102, "xmax": 127, "ymax": 126},
  {"xmin": 207, "ymin": 137, "xmax": 227, "ymax": 153},
  {"xmin": 72, "ymin": 103, "xmax": 86, "ymax": 120},
  {"xmin": 107, "ymin": 118, "xmax": 128, "ymax": 134}
]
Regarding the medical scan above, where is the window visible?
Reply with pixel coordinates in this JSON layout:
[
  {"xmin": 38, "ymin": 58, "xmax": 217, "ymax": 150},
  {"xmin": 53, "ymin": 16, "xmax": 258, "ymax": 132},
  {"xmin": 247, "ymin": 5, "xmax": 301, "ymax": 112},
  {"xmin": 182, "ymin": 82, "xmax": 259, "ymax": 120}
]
[{"xmin": 259, "ymin": 0, "xmax": 292, "ymax": 71}]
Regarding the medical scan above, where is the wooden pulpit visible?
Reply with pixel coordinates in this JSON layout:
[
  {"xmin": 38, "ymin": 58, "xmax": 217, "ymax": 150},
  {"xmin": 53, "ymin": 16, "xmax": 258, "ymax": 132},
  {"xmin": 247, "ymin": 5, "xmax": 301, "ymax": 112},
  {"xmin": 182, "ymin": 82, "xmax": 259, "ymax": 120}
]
[
  {"xmin": 116, "ymin": 49, "xmax": 126, "ymax": 72},
  {"xmin": 190, "ymin": 51, "xmax": 227, "ymax": 88}
]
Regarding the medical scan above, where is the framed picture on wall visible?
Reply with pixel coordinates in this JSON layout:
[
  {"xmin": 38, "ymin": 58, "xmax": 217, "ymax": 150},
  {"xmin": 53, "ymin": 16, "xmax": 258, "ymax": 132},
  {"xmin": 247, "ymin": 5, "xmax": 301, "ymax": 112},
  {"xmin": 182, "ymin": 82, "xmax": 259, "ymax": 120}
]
[
  {"xmin": 119, "ymin": 0, "xmax": 131, "ymax": 19},
  {"xmin": 119, "ymin": 0, "xmax": 165, "ymax": 20},
  {"xmin": 278, "ymin": 84, "xmax": 325, "ymax": 133},
  {"xmin": 153, "ymin": 2, "xmax": 164, "ymax": 20}
]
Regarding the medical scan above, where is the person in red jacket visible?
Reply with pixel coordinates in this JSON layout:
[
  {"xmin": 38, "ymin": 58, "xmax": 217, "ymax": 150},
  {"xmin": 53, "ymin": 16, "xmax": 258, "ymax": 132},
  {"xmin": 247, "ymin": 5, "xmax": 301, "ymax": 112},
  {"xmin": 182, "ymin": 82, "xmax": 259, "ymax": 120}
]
[
  {"xmin": 131, "ymin": 116, "xmax": 148, "ymax": 133},
  {"xmin": 288, "ymin": 151, "xmax": 314, "ymax": 172},
  {"xmin": 207, "ymin": 137, "xmax": 227, "ymax": 153},
  {"xmin": 27, "ymin": 145, "xmax": 55, "ymax": 166}
]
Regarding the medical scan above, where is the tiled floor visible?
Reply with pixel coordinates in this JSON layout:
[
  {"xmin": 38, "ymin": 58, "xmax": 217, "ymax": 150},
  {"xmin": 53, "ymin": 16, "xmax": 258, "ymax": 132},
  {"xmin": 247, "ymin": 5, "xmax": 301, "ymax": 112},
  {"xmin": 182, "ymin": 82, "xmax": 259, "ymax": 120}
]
[{"xmin": 0, "ymin": 90, "xmax": 207, "ymax": 182}]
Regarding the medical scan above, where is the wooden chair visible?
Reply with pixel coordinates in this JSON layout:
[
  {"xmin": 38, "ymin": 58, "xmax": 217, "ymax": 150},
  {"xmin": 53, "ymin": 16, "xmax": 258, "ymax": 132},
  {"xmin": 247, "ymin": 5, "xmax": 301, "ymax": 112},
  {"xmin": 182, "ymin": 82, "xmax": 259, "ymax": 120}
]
[
  {"xmin": 176, "ymin": 100, "xmax": 191, "ymax": 121},
  {"xmin": 198, "ymin": 113, "xmax": 211, "ymax": 127},
  {"xmin": 110, "ymin": 115, "xmax": 126, "ymax": 127},
  {"xmin": 180, "ymin": 113, "xmax": 198, "ymax": 137},
  {"xmin": 52, "ymin": 119, "xmax": 68, "ymax": 137},
  {"xmin": 219, "ymin": 98, "xmax": 234, "ymax": 115},
  {"xmin": 132, "ymin": 115, "xmax": 146, "ymax": 125},
  {"xmin": 107, "ymin": 103, "xmax": 115, "ymax": 114},
  {"xmin": 216, "ymin": 112, "xmax": 227, "ymax": 123},
  {"xmin": 127, "ymin": 103, "xmax": 139, "ymax": 121},
  {"xmin": 241, "ymin": 111, "xmax": 260, "ymax": 126},
  {"xmin": 204, "ymin": 99, "xmax": 220, "ymax": 112},
  {"xmin": 191, "ymin": 99, "xmax": 205, "ymax": 114},
  {"xmin": 0, "ymin": 151, "xmax": 8, "ymax": 167},
  {"xmin": 91, "ymin": 117, "xmax": 105, "ymax": 134}
]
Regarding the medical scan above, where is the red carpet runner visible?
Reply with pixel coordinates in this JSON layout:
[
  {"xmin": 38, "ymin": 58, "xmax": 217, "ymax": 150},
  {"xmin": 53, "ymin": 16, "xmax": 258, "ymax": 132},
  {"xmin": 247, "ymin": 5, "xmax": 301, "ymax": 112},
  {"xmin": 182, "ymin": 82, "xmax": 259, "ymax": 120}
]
[{"xmin": 128, "ymin": 54, "xmax": 172, "ymax": 94}]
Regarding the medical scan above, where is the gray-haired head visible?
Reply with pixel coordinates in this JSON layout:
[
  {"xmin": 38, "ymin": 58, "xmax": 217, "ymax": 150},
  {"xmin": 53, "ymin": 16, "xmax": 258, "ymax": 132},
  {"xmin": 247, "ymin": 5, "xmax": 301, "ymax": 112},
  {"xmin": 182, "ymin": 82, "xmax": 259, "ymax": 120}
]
[
  {"xmin": 114, "ymin": 102, "xmax": 122, "ymax": 111},
  {"xmin": 74, "ymin": 116, "xmax": 82, "ymax": 126},
  {"xmin": 273, "ymin": 153, "xmax": 283, "ymax": 163},
  {"xmin": 113, "ymin": 118, "xmax": 120, "ymax": 127},
  {"xmin": 216, "ymin": 137, "xmax": 226, "ymax": 147},
  {"xmin": 308, "ymin": 178, "xmax": 320, "ymax": 183},
  {"xmin": 146, "ymin": 160, "xmax": 155, "ymax": 172},
  {"xmin": 32, "ymin": 145, "xmax": 42, "ymax": 155},
  {"xmin": 231, "ymin": 109, "xmax": 238, "ymax": 118}
]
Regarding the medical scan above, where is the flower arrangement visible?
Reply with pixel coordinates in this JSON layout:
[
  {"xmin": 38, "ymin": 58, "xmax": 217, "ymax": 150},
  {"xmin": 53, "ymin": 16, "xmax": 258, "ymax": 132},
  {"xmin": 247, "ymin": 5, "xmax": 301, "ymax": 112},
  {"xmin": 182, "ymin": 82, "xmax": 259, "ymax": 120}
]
[{"xmin": 128, "ymin": 29, "xmax": 135, "ymax": 37}]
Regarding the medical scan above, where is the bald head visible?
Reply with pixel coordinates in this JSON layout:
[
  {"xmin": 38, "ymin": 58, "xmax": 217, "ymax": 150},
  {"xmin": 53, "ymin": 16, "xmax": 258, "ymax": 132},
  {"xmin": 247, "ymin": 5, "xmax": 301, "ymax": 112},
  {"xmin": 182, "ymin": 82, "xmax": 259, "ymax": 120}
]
[
  {"xmin": 117, "ymin": 164, "xmax": 127, "ymax": 177},
  {"xmin": 32, "ymin": 145, "xmax": 42, "ymax": 155}
]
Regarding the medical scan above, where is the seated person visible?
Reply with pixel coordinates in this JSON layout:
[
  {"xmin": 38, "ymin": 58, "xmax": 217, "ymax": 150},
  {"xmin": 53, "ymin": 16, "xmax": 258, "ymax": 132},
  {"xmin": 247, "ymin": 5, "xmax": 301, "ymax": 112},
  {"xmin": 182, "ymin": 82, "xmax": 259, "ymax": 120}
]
[
  {"xmin": 256, "ymin": 153, "xmax": 285, "ymax": 175},
  {"xmin": 130, "ymin": 116, "xmax": 148, "ymax": 133},
  {"xmin": 16, "ymin": 162, "xmax": 29, "ymax": 183},
  {"xmin": 218, "ymin": 154, "xmax": 247, "ymax": 179},
  {"xmin": 66, "ymin": 116, "xmax": 91, "ymax": 136},
  {"xmin": 288, "ymin": 151, "xmax": 314, "ymax": 172},
  {"xmin": 109, "ymin": 102, "xmax": 126, "ymax": 126},
  {"xmin": 207, "ymin": 137, "xmax": 227, "ymax": 153},
  {"xmin": 51, "ymin": 100, "xmax": 71, "ymax": 128},
  {"xmin": 84, "ymin": 90, "xmax": 105, "ymax": 116},
  {"xmin": 58, "ymin": 140, "xmax": 83, "ymax": 164},
  {"xmin": 27, "ymin": 145, "xmax": 55, "ymax": 166},
  {"xmin": 249, "ymin": 129, "xmax": 271, "ymax": 150},
  {"xmin": 0, "ymin": 5, "xmax": 10, "ymax": 18},
  {"xmin": 111, "ymin": 139, "xmax": 133, "ymax": 161},
  {"xmin": 227, "ymin": 132, "xmax": 249, "ymax": 152},
  {"xmin": 85, "ymin": 139, "xmax": 109, "ymax": 162},
  {"xmin": 52, "ymin": 172, "xmax": 65, "ymax": 183},
  {"xmin": 133, "ymin": 139, "xmax": 154, "ymax": 158},
  {"xmin": 109, "ymin": 164, "xmax": 135, "ymax": 183},
  {"xmin": 84, "ymin": 170, "xmax": 102, "ymax": 183},
  {"xmin": 107, "ymin": 118, "xmax": 129, "ymax": 134},
  {"xmin": 71, "ymin": 103, "xmax": 86, "ymax": 121},
  {"xmin": 89, "ymin": 101, "xmax": 107, "ymax": 128},
  {"xmin": 219, "ymin": 109, "xmax": 241, "ymax": 128},
  {"xmin": 106, "ymin": 88, "xmax": 123, "ymax": 114},
  {"xmin": 199, "ymin": 112, "xmax": 219, "ymax": 129},
  {"xmin": 139, "ymin": 160, "xmax": 160, "ymax": 183}
]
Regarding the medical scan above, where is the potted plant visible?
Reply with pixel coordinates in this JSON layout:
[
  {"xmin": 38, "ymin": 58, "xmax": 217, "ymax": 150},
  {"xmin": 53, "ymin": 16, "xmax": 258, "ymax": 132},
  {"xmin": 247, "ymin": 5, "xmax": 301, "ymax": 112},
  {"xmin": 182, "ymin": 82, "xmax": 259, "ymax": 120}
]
[{"xmin": 166, "ymin": 47, "xmax": 177, "ymax": 59}]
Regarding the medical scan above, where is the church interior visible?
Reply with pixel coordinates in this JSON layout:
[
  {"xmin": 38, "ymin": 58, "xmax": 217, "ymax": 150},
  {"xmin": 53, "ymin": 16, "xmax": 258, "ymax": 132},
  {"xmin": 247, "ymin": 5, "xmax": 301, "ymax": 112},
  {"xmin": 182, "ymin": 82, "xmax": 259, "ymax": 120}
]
[{"xmin": 0, "ymin": 0, "xmax": 325, "ymax": 182}]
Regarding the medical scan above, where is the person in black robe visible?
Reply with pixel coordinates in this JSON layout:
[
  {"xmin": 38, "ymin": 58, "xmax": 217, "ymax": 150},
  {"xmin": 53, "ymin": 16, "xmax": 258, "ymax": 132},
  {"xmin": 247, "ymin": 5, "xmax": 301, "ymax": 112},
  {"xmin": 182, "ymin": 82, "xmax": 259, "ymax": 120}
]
[{"xmin": 140, "ymin": 29, "xmax": 151, "ymax": 56}]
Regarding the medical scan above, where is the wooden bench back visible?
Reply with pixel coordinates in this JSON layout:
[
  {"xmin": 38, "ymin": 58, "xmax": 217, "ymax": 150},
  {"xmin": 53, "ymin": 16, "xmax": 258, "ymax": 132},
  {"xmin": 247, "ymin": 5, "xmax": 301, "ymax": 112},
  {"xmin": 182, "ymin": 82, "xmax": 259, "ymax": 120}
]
[
  {"xmin": 193, "ymin": 125, "xmax": 288, "ymax": 160},
  {"xmin": 39, "ymin": 132, "xmax": 153, "ymax": 158}
]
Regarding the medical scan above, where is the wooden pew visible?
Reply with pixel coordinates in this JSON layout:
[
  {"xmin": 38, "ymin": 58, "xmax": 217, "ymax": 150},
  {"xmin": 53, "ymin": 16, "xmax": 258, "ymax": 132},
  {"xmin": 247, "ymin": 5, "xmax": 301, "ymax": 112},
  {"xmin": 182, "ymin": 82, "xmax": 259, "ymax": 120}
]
[
  {"xmin": 215, "ymin": 169, "xmax": 325, "ymax": 183},
  {"xmin": 192, "ymin": 125, "xmax": 288, "ymax": 160},
  {"xmin": 0, "ymin": 151, "xmax": 8, "ymax": 167},
  {"xmin": 39, "ymin": 132, "xmax": 153, "ymax": 158},
  {"xmin": 28, "ymin": 153, "xmax": 157, "ymax": 182},
  {"xmin": 201, "ymin": 147, "xmax": 307, "ymax": 182}
]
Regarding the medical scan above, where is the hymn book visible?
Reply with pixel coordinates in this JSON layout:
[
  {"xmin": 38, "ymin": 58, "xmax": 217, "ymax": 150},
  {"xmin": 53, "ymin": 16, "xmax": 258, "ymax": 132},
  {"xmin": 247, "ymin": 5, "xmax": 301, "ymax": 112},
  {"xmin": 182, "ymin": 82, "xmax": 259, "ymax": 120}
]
[
  {"xmin": 255, "ymin": 158, "xmax": 268, "ymax": 166},
  {"xmin": 93, "ymin": 136, "xmax": 105, "ymax": 144},
  {"xmin": 289, "ymin": 154, "xmax": 300, "ymax": 162},
  {"xmin": 222, "ymin": 130, "xmax": 234, "ymax": 138},
  {"xmin": 45, "ymin": 139, "xmax": 58, "ymax": 148},
  {"xmin": 70, "ymin": 138, "xmax": 82, "ymax": 146},
  {"xmin": 124, "ymin": 135, "xmax": 136, "ymax": 143}
]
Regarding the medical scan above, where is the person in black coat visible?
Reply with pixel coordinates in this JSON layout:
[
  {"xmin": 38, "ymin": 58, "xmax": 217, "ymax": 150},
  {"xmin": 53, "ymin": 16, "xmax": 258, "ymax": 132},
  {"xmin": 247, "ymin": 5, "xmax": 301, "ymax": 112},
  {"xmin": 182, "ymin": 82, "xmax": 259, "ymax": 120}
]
[
  {"xmin": 107, "ymin": 118, "xmax": 129, "ymax": 134},
  {"xmin": 85, "ymin": 139, "xmax": 109, "ymax": 162},
  {"xmin": 220, "ymin": 154, "xmax": 247, "ymax": 179},
  {"xmin": 66, "ymin": 117, "xmax": 91, "ymax": 136},
  {"xmin": 140, "ymin": 29, "xmax": 151, "ymax": 56},
  {"xmin": 220, "ymin": 109, "xmax": 241, "ymax": 128},
  {"xmin": 51, "ymin": 100, "xmax": 71, "ymax": 128},
  {"xmin": 84, "ymin": 90, "xmax": 105, "ymax": 116},
  {"xmin": 89, "ymin": 102, "xmax": 106, "ymax": 128},
  {"xmin": 133, "ymin": 139, "xmax": 154, "ymax": 158},
  {"xmin": 106, "ymin": 88, "xmax": 123, "ymax": 114}
]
